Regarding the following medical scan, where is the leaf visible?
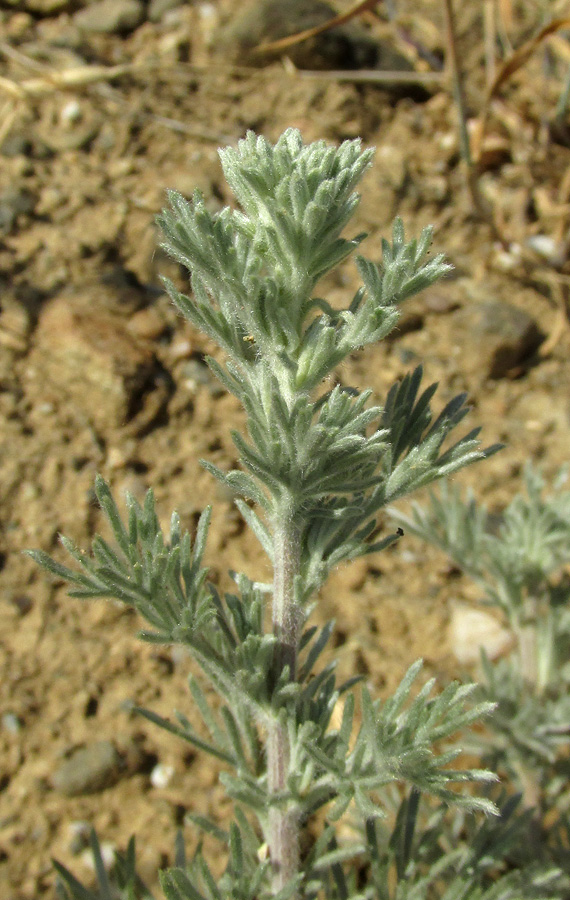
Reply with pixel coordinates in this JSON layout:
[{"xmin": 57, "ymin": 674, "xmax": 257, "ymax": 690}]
[
  {"xmin": 186, "ymin": 814, "xmax": 229, "ymax": 845},
  {"xmin": 298, "ymin": 620, "xmax": 335, "ymax": 682},
  {"xmin": 234, "ymin": 500, "xmax": 274, "ymax": 560},
  {"xmin": 160, "ymin": 869, "xmax": 208, "ymax": 900},
  {"xmin": 89, "ymin": 828, "xmax": 114, "ymax": 900},
  {"xmin": 133, "ymin": 706, "xmax": 235, "ymax": 765},
  {"xmin": 52, "ymin": 861, "xmax": 96, "ymax": 900},
  {"xmin": 26, "ymin": 549, "xmax": 87, "ymax": 585},
  {"xmin": 94, "ymin": 475, "xmax": 132, "ymax": 560},
  {"xmin": 310, "ymin": 841, "xmax": 366, "ymax": 873}
]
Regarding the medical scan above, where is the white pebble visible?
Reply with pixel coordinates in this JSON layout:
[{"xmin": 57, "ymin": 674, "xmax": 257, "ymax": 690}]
[
  {"xmin": 493, "ymin": 241, "xmax": 522, "ymax": 272},
  {"xmin": 449, "ymin": 603, "xmax": 514, "ymax": 666},
  {"xmin": 2, "ymin": 713, "xmax": 22, "ymax": 734},
  {"xmin": 61, "ymin": 100, "xmax": 82, "ymax": 125},
  {"xmin": 170, "ymin": 337, "xmax": 193, "ymax": 360},
  {"xmin": 526, "ymin": 234, "xmax": 560, "ymax": 263},
  {"xmin": 81, "ymin": 842, "xmax": 116, "ymax": 872},
  {"xmin": 150, "ymin": 763, "xmax": 175, "ymax": 788},
  {"xmin": 199, "ymin": 2, "xmax": 216, "ymax": 21}
]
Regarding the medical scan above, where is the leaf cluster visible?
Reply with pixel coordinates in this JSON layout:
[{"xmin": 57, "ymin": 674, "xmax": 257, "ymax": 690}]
[
  {"xmin": 390, "ymin": 466, "xmax": 570, "ymax": 619},
  {"xmin": 27, "ymin": 476, "xmax": 214, "ymax": 645},
  {"xmin": 158, "ymin": 131, "xmax": 465, "ymax": 510},
  {"xmin": 390, "ymin": 467, "xmax": 570, "ymax": 810},
  {"xmin": 54, "ymin": 796, "xmax": 566, "ymax": 900}
]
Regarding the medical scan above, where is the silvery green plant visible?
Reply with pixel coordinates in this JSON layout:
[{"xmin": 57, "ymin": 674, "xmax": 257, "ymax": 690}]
[
  {"xmin": 52, "ymin": 792, "xmax": 565, "ymax": 900},
  {"xmin": 31, "ymin": 129, "xmax": 508, "ymax": 900},
  {"xmin": 390, "ymin": 466, "xmax": 570, "ymax": 814}
]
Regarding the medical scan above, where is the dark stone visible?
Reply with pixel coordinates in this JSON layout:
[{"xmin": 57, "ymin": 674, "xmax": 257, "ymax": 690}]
[
  {"xmin": 0, "ymin": 135, "xmax": 32, "ymax": 158},
  {"xmin": 0, "ymin": 188, "xmax": 36, "ymax": 235},
  {"xmin": 74, "ymin": 0, "xmax": 145, "ymax": 34},
  {"xmin": 452, "ymin": 300, "xmax": 543, "ymax": 379},
  {"xmin": 215, "ymin": 0, "xmax": 412, "ymax": 73},
  {"xmin": 51, "ymin": 741, "xmax": 122, "ymax": 796}
]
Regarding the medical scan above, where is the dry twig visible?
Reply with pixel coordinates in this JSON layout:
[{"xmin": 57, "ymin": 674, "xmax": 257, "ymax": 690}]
[
  {"xmin": 253, "ymin": 0, "xmax": 384, "ymax": 56},
  {"xmin": 473, "ymin": 16, "xmax": 570, "ymax": 161},
  {"xmin": 534, "ymin": 273, "xmax": 569, "ymax": 358},
  {"xmin": 297, "ymin": 68, "xmax": 442, "ymax": 85}
]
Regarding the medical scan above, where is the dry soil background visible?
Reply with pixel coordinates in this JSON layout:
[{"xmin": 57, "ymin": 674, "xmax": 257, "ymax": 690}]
[{"xmin": 2, "ymin": 0, "xmax": 570, "ymax": 897}]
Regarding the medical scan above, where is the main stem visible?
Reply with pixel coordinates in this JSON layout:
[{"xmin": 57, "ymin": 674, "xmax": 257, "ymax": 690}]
[{"xmin": 268, "ymin": 498, "xmax": 302, "ymax": 896}]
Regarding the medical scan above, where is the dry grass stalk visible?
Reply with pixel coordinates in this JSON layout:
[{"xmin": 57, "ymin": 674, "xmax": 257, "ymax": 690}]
[
  {"xmin": 483, "ymin": 0, "xmax": 496, "ymax": 90},
  {"xmin": 498, "ymin": 0, "xmax": 514, "ymax": 36},
  {"xmin": 0, "ymin": 62, "xmax": 140, "ymax": 100},
  {"xmin": 297, "ymin": 68, "xmax": 443, "ymax": 85},
  {"xmin": 441, "ymin": 0, "xmax": 499, "ymax": 237},
  {"xmin": 535, "ymin": 273, "xmax": 569, "ymax": 358},
  {"xmin": 253, "ymin": 0, "xmax": 383, "ymax": 56},
  {"xmin": 473, "ymin": 16, "xmax": 570, "ymax": 162}
]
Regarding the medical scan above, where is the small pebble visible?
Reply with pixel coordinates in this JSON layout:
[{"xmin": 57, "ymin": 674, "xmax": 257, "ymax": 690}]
[
  {"xmin": 80, "ymin": 842, "xmax": 116, "ymax": 872},
  {"xmin": 150, "ymin": 762, "xmax": 175, "ymax": 788},
  {"xmin": 438, "ymin": 131, "xmax": 456, "ymax": 151},
  {"xmin": 106, "ymin": 439, "xmax": 136, "ymax": 469},
  {"xmin": 6, "ymin": 12, "xmax": 33, "ymax": 38},
  {"xmin": 51, "ymin": 741, "xmax": 121, "ymax": 796},
  {"xmin": 170, "ymin": 337, "xmax": 194, "ymax": 360},
  {"xmin": 74, "ymin": 0, "xmax": 144, "ymax": 34},
  {"xmin": 181, "ymin": 358, "xmax": 215, "ymax": 389},
  {"xmin": 127, "ymin": 307, "xmax": 167, "ymax": 340},
  {"xmin": 526, "ymin": 234, "xmax": 561, "ymax": 265},
  {"xmin": 0, "ymin": 134, "xmax": 32, "ymax": 158},
  {"xmin": 60, "ymin": 100, "xmax": 82, "ymax": 125},
  {"xmin": 451, "ymin": 299, "xmax": 543, "ymax": 379},
  {"xmin": 9, "ymin": 594, "xmax": 33, "ymax": 616},
  {"xmin": 170, "ymin": 645, "xmax": 190, "ymax": 668},
  {"xmin": 22, "ymin": 0, "xmax": 71, "ymax": 11},
  {"xmin": 148, "ymin": 0, "xmax": 182, "ymax": 22},
  {"xmin": 493, "ymin": 242, "xmax": 522, "ymax": 272},
  {"xmin": 107, "ymin": 446, "xmax": 129, "ymax": 469},
  {"xmin": 199, "ymin": 2, "xmax": 218, "ymax": 45},
  {"xmin": 424, "ymin": 292, "xmax": 459, "ymax": 314},
  {"xmin": 68, "ymin": 820, "xmax": 91, "ymax": 855},
  {"xmin": 2, "ymin": 712, "xmax": 23, "ymax": 734},
  {"xmin": 0, "ymin": 188, "xmax": 35, "ymax": 234},
  {"xmin": 37, "ymin": 186, "xmax": 64, "ymax": 215},
  {"xmin": 449, "ymin": 604, "xmax": 514, "ymax": 666},
  {"xmin": 107, "ymin": 158, "xmax": 135, "ymax": 179}
]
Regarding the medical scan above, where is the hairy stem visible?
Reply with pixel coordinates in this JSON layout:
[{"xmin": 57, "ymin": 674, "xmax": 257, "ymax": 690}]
[{"xmin": 268, "ymin": 500, "xmax": 302, "ymax": 896}]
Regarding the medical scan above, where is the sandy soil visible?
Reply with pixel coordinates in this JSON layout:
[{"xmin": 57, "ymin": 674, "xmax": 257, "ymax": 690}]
[{"xmin": 2, "ymin": 0, "xmax": 570, "ymax": 896}]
